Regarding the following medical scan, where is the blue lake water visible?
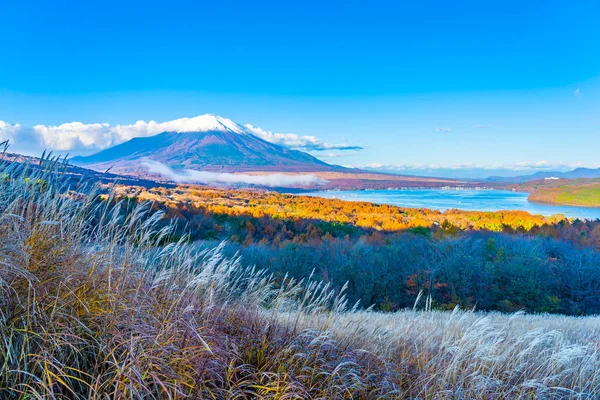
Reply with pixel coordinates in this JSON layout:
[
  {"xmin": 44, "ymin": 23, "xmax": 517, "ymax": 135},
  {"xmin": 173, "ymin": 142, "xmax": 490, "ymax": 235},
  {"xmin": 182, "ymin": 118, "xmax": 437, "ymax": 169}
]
[{"xmin": 302, "ymin": 189, "xmax": 600, "ymax": 220}]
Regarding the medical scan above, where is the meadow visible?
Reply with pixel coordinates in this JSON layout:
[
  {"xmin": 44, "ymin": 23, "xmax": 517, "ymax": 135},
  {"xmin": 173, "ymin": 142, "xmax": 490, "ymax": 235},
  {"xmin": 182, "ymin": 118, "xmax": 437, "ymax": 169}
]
[
  {"xmin": 514, "ymin": 178, "xmax": 600, "ymax": 207},
  {"xmin": 1, "ymin": 156, "xmax": 599, "ymax": 399}
]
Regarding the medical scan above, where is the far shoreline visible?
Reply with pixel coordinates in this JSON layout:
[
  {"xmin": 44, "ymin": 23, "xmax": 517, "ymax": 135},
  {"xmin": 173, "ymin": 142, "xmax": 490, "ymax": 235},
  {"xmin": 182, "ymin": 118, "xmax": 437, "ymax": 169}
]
[
  {"xmin": 526, "ymin": 198, "xmax": 600, "ymax": 209},
  {"xmin": 297, "ymin": 187, "xmax": 600, "ymax": 210},
  {"xmin": 293, "ymin": 187, "xmax": 600, "ymax": 220}
]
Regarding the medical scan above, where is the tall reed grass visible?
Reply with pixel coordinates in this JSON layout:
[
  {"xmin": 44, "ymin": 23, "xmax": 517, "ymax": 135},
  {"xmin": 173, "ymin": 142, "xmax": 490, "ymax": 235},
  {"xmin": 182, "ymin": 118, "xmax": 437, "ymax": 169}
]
[{"xmin": 0, "ymin": 152, "xmax": 598, "ymax": 399}]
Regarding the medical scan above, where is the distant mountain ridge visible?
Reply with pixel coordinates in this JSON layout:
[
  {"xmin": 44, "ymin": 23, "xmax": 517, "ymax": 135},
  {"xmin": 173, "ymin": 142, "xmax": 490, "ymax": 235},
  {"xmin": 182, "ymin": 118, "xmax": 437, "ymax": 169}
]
[
  {"xmin": 487, "ymin": 167, "xmax": 600, "ymax": 183},
  {"xmin": 71, "ymin": 115, "xmax": 344, "ymax": 174}
]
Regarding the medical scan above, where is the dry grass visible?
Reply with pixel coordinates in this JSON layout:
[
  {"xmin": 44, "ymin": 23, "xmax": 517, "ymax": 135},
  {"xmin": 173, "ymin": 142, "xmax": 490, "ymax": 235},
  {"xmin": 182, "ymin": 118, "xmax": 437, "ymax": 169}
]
[
  {"xmin": 280, "ymin": 308, "xmax": 600, "ymax": 398},
  {"xmin": 0, "ymin": 153, "xmax": 599, "ymax": 399}
]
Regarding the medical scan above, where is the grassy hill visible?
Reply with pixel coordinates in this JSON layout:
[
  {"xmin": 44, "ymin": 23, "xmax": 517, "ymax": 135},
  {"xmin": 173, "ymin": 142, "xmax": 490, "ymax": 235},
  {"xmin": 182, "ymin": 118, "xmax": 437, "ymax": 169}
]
[
  {"xmin": 512, "ymin": 178, "xmax": 600, "ymax": 207},
  {"xmin": 1, "ymin": 155, "xmax": 599, "ymax": 398}
]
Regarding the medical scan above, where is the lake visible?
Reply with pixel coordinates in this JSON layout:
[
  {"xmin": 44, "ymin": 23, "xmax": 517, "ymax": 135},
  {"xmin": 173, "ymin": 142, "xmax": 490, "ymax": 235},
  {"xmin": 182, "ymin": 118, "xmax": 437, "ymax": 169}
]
[{"xmin": 302, "ymin": 189, "xmax": 600, "ymax": 220}]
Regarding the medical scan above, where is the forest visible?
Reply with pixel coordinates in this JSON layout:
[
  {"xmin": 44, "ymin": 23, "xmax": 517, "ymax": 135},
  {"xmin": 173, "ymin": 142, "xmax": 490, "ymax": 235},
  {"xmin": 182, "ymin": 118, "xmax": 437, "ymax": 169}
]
[{"xmin": 107, "ymin": 183, "xmax": 600, "ymax": 315}]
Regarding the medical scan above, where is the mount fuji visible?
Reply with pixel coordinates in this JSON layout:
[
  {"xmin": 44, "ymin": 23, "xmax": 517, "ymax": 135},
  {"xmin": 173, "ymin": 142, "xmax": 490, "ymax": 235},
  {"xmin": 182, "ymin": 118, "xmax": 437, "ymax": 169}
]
[
  {"xmin": 71, "ymin": 115, "xmax": 343, "ymax": 175},
  {"xmin": 71, "ymin": 114, "xmax": 469, "ymax": 189}
]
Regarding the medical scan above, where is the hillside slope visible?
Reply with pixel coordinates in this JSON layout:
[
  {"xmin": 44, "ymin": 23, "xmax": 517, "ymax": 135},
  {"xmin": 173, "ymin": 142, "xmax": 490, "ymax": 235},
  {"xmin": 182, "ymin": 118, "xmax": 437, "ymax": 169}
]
[{"xmin": 512, "ymin": 178, "xmax": 600, "ymax": 207}]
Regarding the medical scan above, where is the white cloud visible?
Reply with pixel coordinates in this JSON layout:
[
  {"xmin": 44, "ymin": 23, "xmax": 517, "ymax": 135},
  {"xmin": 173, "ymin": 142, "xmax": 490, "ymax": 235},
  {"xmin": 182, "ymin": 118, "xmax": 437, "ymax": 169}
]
[
  {"xmin": 0, "ymin": 122, "xmax": 45, "ymax": 154},
  {"xmin": 435, "ymin": 127, "xmax": 452, "ymax": 132},
  {"xmin": 0, "ymin": 114, "xmax": 362, "ymax": 156},
  {"xmin": 143, "ymin": 159, "xmax": 326, "ymax": 187},
  {"xmin": 315, "ymin": 151, "xmax": 361, "ymax": 159},
  {"xmin": 33, "ymin": 122, "xmax": 114, "ymax": 151},
  {"xmin": 574, "ymin": 88, "xmax": 580, "ymax": 96},
  {"xmin": 0, "ymin": 121, "xmax": 24, "ymax": 144},
  {"xmin": 244, "ymin": 124, "xmax": 363, "ymax": 151}
]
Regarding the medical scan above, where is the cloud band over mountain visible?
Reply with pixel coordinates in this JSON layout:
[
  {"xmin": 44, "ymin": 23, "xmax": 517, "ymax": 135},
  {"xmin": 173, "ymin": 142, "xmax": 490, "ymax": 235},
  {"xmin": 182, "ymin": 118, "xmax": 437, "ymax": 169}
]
[
  {"xmin": 243, "ymin": 124, "xmax": 363, "ymax": 152},
  {"xmin": 0, "ymin": 114, "xmax": 362, "ymax": 155}
]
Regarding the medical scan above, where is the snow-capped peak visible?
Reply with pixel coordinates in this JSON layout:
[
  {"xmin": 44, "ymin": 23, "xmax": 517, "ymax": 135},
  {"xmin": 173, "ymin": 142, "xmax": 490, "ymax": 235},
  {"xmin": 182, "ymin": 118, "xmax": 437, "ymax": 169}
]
[{"xmin": 164, "ymin": 114, "xmax": 247, "ymax": 134}]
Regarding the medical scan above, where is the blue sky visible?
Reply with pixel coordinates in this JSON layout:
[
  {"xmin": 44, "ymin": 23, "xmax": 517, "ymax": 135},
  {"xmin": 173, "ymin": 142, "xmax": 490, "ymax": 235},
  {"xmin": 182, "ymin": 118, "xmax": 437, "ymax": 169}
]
[{"xmin": 0, "ymin": 0, "xmax": 599, "ymax": 176}]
